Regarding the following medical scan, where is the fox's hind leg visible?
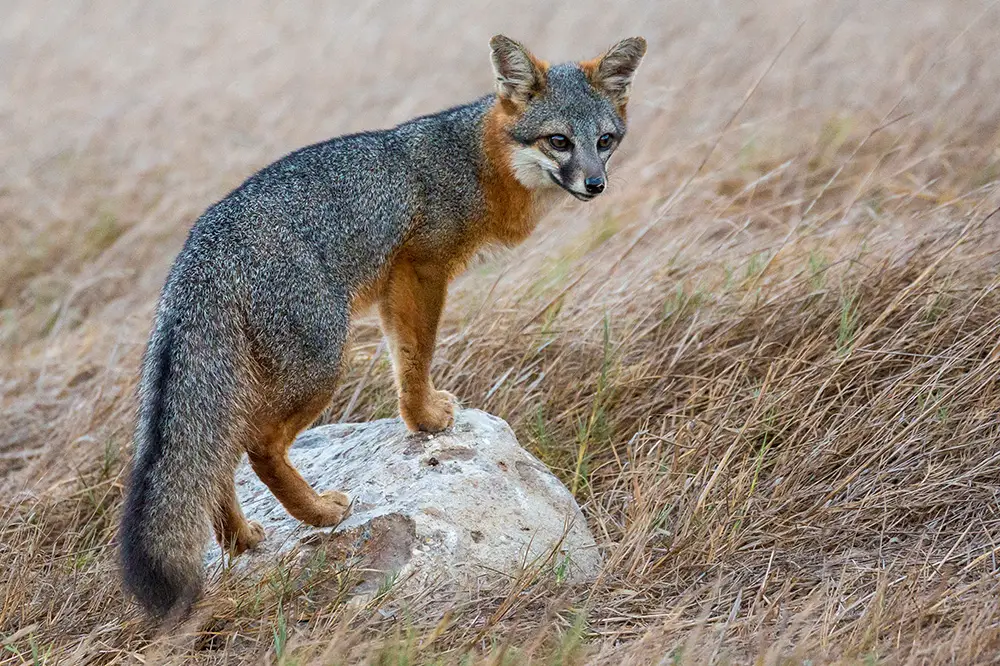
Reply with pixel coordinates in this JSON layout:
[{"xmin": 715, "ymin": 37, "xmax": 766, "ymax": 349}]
[
  {"xmin": 247, "ymin": 393, "xmax": 351, "ymax": 528},
  {"xmin": 244, "ymin": 253, "xmax": 352, "ymax": 527},
  {"xmin": 213, "ymin": 477, "xmax": 265, "ymax": 555}
]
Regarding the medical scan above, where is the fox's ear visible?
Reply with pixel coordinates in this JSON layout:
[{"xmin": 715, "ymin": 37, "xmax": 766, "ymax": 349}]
[
  {"xmin": 584, "ymin": 37, "xmax": 647, "ymax": 112},
  {"xmin": 489, "ymin": 35, "xmax": 547, "ymax": 107}
]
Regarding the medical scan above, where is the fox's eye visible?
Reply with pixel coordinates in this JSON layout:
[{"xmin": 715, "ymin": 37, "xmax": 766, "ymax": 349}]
[
  {"xmin": 597, "ymin": 133, "xmax": 614, "ymax": 150},
  {"xmin": 548, "ymin": 134, "xmax": 570, "ymax": 151}
]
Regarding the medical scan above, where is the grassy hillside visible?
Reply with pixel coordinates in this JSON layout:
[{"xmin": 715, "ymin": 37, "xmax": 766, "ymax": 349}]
[{"xmin": 2, "ymin": 1, "xmax": 1000, "ymax": 663}]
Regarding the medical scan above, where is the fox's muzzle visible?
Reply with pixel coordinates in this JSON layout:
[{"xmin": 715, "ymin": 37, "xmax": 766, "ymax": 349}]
[{"xmin": 557, "ymin": 151, "xmax": 608, "ymax": 200}]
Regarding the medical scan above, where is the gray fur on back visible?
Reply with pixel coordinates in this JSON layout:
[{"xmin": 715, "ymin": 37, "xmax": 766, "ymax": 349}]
[{"xmin": 175, "ymin": 95, "xmax": 496, "ymax": 311}]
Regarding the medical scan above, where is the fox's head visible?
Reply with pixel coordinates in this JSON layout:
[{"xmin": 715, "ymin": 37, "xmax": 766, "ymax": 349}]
[{"xmin": 489, "ymin": 35, "xmax": 646, "ymax": 201}]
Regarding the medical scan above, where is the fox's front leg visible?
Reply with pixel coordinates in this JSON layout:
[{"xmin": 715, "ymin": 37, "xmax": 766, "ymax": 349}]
[{"xmin": 378, "ymin": 257, "xmax": 457, "ymax": 432}]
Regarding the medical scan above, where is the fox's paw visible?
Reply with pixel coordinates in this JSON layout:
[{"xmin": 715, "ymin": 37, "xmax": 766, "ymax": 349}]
[
  {"xmin": 241, "ymin": 521, "xmax": 266, "ymax": 551},
  {"xmin": 224, "ymin": 520, "xmax": 266, "ymax": 556},
  {"xmin": 403, "ymin": 390, "xmax": 457, "ymax": 433},
  {"xmin": 310, "ymin": 490, "xmax": 351, "ymax": 528},
  {"xmin": 434, "ymin": 389, "xmax": 460, "ymax": 406}
]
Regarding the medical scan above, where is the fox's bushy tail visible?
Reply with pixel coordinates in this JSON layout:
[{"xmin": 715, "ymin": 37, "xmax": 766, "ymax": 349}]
[{"xmin": 120, "ymin": 318, "xmax": 245, "ymax": 618}]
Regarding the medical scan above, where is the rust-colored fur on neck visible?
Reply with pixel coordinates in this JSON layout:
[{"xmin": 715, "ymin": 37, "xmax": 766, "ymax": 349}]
[{"xmin": 480, "ymin": 101, "xmax": 546, "ymax": 247}]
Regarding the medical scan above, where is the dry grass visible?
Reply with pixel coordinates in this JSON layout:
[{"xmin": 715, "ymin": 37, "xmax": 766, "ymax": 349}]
[{"xmin": 4, "ymin": 0, "xmax": 1000, "ymax": 663}]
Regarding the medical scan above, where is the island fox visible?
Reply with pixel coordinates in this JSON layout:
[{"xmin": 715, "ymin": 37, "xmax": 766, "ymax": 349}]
[{"xmin": 120, "ymin": 34, "xmax": 646, "ymax": 618}]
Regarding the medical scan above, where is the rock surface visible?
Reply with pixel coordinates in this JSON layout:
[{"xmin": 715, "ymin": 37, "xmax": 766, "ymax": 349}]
[{"xmin": 208, "ymin": 409, "xmax": 601, "ymax": 592}]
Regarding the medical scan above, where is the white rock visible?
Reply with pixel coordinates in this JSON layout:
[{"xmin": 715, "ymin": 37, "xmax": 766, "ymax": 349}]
[{"xmin": 209, "ymin": 409, "xmax": 601, "ymax": 592}]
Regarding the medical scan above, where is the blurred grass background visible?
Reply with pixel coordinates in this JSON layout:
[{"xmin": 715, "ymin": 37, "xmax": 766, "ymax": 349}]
[{"xmin": 3, "ymin": 1, "xmax": 1000, "ymax": 663}]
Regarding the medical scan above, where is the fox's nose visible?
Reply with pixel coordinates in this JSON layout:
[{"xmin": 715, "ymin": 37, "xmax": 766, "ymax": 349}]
[{"xmin": 584, "ymin": 176, "xmax": 605, "ymax": 195}]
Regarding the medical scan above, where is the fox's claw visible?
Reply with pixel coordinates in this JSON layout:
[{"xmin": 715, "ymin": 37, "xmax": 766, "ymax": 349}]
[
  {"xmin": 310, "ymin": 490, "xmax": 351, "ymax": 528},
  {"xmin": 223, "ymin": 520, "xmax": 265, "ymax": 556},
  {"xmin": 403, "ymin": 389, "xmax": 457, "ymax": 432}
]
